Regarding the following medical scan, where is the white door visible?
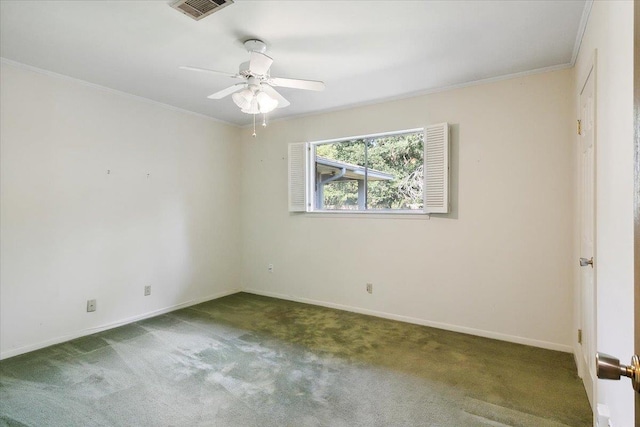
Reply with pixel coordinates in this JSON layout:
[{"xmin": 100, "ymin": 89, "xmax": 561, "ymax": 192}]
[{"xmin": 578, "ymin": 65, "xmax": 596, "ymax": 408}]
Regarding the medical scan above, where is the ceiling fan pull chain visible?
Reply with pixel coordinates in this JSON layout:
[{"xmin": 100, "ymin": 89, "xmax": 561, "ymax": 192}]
[
  {"xmin": 262, "ymin": 114, "xmax": 267, "ymax": 127},
  {"xmin": 252, "ymin": 114, "xmax": 257, "ymax": 138}
]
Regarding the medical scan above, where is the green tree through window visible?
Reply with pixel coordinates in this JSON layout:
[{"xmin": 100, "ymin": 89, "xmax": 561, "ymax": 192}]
[{"xmin": 315, "ymin": 131, "xmax": 424, "ymax": 210}]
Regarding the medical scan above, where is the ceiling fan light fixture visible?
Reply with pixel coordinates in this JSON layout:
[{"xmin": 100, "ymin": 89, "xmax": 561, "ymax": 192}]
[
  {"xmin": 256, "ymin": 91, "xmax": 278, "ymax": 113},
  {"xmin": 232, "ymin": 88, "xmax": 254, "ymax": 110},
  {"xmin": 241, "ymin": 101, "xmax": 260, "ymax": 115},
  {"xmin": 236, "ymin": 89, "xmax": 278, "ymax": 115}
]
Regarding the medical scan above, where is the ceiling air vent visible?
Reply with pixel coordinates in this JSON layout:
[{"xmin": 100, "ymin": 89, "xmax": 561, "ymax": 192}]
[{"xmin": 170, "ymin": 0, "xmax": 234, "ymax": 21}]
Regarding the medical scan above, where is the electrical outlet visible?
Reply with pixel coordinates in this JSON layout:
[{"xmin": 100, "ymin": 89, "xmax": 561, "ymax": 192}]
[
  {"xmin": 87, "ymin": 299, "xmax": 96, "ymax": 312},
  {"xmin": 268, "ymin": 263, "xmax": 274, "ymax": 273},
  {"xmin": 144, "ymin": 285, "xmax": 151, "ymax": 296},
  {"xmin": 366, "ymin": 283, "xmax": 373, "ymax": 294}
]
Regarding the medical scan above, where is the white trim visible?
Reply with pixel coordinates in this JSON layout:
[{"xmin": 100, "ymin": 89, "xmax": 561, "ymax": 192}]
[
  {"xmin": 578, "ymin": 49, "xmax": 597, "ymax": 96},
  {"xmin": 309, "ymin": 127, "xmax": 424, "ymax": 146},
  {"xmin": 305, "ymin": 211, "xmax": 430, "ymax": 219},
  {"xmin": 570, "ymin": 0, "xmax": 594, "ymax": 66},
  {"xmin": 0, "ymin": 58, "xmax": 237, "ymax": 127},
  {"xmin": 243, "ymin": 289, "xmax": 573, "ymax": 353},
  {"xmin": 244, "ymin": 63, "xmax": 574, "ymax": 129},
  {"xmin": 0, "ymin": 288, "xmax": 241, "ymax": 360}
]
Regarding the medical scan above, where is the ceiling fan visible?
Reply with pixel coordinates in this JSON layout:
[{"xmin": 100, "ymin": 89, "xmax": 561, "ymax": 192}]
[{"xmin": 180, "ymin": 39, "xmax": 325, "ymax": 116}]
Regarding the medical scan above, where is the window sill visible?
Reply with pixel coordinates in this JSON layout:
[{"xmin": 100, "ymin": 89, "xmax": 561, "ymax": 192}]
[{"xmin": 303, "ymin": 210, "xmax": 431, "ymax": 220}]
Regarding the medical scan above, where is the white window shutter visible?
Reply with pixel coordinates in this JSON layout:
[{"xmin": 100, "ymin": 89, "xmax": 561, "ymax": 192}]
[
  {"xmin": 288, "ymin": 142, "xmax": 309, "ymax": 212},
  {"xmin": 424, "ymin": 123, "xmax": 449, "ymax": 213}
]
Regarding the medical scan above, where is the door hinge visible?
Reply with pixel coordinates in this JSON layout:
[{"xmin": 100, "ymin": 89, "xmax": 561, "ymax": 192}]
[
  {"xmin": 578, "ymin": 329, "xmax": 582, "ymax": 344},
  {"xmin": 577, "ymin": 119, "xmax": 582, "ymax": 136}
]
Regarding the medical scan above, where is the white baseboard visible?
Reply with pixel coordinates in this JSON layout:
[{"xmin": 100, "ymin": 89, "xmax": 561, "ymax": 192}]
[
  {"xmin": 243, "ymin": 288, "xmax": 573, "ymax": 353},
  {"xmin": 0, "ymin": 288, "xmax": 241, "ymax": 360},
  {"xmin": 2, "ymin": 287, "xmax": 572, "ymax": 359}
]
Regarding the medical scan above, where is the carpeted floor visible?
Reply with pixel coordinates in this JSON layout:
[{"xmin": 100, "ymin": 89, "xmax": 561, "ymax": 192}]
[{"xmin": 0, "ymin": 293, "xmax": 591, "ymax": 426}]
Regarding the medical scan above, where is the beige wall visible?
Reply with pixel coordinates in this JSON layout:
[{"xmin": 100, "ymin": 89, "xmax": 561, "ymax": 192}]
[
  {"xmin": 0, "ymin": 57, "xmax": 581, "ymax": 363},
  {"xmin": 0, "ymin": 62, "xmax": 242, "ymax": 358},
  {"xmin": 573, "ymin": 1, "xmax": 635, "ymax": 425},
  {"xmin": 240, "ymin": 69, "xmax": 575, "ymax": 351}
]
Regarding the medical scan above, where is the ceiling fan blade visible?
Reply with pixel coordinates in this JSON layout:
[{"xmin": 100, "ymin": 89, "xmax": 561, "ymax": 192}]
[
  {"xmin": 261, "ymin": 85, "xmax": 290, "ymax": 108},
  {"xmin": 207, "ymin": 83, "xmax": 247, "ymax": 99},
  {"xmin": 179, "ymin": 66, "xmax": 241, "ymax": 79},
  {"xmin": 249, "ymin": 52, "xmax": 273, "ymax": 75},
  {"xmin": 268, "ymin": 77, "xmax": 325, "ymax": 91}
]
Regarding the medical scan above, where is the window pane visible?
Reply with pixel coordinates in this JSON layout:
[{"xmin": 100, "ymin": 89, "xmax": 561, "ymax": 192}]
[
  {"xmin": 367, "ymin": 132, "xmax": 424, "ymax": 210},
  {"xmin": 312, "ymin": 130, "xmax": 424, "ymax": 211},
  {"xmin": 315, "ymin": 140, "xmax": 365, "ymax": 210},
  {"xmin": 321, "ymin": 180, "xmax": 359, "ymax": 209}
]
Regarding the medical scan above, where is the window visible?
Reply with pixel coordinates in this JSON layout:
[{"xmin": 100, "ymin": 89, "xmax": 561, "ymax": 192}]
[{"xmin": 289, "ymin": 123, "xmax": 449, "ymax": 214}]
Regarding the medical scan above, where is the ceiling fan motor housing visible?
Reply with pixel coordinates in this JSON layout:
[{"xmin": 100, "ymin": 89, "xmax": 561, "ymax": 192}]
[{"xmin": 243, "ymin": 39, "xmax": 267, "ymax": 54}]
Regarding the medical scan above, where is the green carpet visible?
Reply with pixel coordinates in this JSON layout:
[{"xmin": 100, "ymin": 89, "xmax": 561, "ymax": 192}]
[{"xmin": 0, "ymin": 293, "xmax": 591, "ymax": 426}]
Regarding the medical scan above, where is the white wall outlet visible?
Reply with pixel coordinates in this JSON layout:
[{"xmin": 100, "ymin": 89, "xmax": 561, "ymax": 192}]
[
  {"xmin": 144, "ymin": 285, "xmax": 151, "ymax": 296},
  {"xmin": 366, "ymin": 283, "xmax": 373, "ymax": 294},
  {"xmin": 268, "ymin": 263, "xmax": 274, "ymax": 273},
  {"xmin": 87, "ymin": 299, "xmax": 96, "ymax": 312}
]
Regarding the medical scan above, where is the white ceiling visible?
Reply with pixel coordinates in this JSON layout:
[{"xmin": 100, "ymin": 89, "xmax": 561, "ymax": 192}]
[{"xmin": 0, "ymin": 0, "xmax": 588, "ymax": 126}]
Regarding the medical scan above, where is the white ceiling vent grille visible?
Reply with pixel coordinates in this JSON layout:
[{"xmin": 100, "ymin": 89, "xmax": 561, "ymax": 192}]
[{"xmin": 170, "ymin": 0, "xmax": 234, "ymax": 21}]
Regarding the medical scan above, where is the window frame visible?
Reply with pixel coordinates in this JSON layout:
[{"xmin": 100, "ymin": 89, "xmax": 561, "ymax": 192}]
[
  {"xmin": 309, "ymin": 127, "xmax": 428, "ymax": 215},
  {"xmin": 288, "ymin": 123, "xmax": 449, "ymax": 215}
]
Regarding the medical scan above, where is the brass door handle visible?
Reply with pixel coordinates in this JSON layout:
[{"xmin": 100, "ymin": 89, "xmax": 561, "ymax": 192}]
[
  {"xmin": 596, "ymin": 352, "xmax": 640, "ymax": 393},
  {"xmin": 579, "ymin": 257, "xmax": 593, "ymax": 267}
]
